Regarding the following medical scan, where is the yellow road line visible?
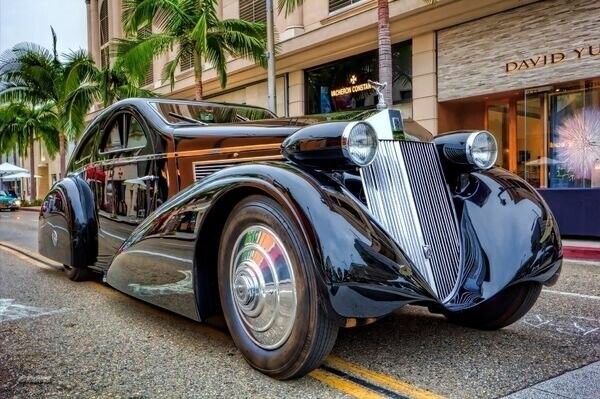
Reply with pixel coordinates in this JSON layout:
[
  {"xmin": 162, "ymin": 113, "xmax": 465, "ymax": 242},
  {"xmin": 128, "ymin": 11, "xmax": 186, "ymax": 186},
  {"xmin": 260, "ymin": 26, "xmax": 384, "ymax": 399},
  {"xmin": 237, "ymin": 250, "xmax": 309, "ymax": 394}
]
[
  {"xmin": 309, "ymin": 368, "xmax": 389, "ymax": 399},
  {"xmin": 325, "ymin": 356, "xmax": 446, "ymax": 399}
]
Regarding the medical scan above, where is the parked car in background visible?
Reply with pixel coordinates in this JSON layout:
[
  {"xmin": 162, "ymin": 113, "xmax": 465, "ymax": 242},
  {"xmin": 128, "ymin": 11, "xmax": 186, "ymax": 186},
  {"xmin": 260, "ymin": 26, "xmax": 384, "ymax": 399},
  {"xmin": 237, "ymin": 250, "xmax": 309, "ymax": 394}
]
[
  {"xmin": 39, "ymin": 95, "xmax": 562, "ymax": 380},
  {"xmin": 0, "ymin": 190, "xmax": 20, "ymax": 211}
]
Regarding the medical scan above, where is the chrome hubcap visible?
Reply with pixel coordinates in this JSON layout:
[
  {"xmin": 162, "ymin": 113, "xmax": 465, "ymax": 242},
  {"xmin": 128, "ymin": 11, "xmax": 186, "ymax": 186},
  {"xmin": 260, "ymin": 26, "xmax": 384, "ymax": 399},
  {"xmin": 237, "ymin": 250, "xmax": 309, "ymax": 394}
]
[{"xmin": 230, "ymin": 225, "xmax": 297, "ymax": 350}]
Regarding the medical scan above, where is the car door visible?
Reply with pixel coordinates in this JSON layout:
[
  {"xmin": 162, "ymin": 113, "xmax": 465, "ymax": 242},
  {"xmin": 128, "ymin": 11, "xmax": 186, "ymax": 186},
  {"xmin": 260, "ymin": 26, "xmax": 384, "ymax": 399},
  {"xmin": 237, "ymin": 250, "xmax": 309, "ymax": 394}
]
[{"xmin": 95, "ymin": 111, "xmax": 167, "ymax": 267}]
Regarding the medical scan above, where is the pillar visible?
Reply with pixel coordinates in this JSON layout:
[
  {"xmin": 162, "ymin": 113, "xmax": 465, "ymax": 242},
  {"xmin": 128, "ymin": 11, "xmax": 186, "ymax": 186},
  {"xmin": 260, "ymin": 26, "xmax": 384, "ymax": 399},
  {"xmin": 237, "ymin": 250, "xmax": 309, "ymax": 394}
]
[
  {"xmin": 411, "ymin": 32, "xmax": 437, "ymax": 135},
  {"xmin": 86, "ymin": 0, "xmax": 92, "ymax": 54},
  {"xmin": 288, "ymin": 71, "xmax": 304, "ymax": 117},
  {"xmin": 279, "ymin": 3, "xmax": 304, "ymax": 41},
  {"xmin": 89, "ymin": 0, "xmax": 101, "ymax": 65}
]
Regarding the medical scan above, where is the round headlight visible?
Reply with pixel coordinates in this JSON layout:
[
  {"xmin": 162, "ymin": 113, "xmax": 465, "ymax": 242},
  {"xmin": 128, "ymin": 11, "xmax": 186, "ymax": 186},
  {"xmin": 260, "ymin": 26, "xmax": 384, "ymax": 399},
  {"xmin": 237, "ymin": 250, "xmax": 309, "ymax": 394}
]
[
  {"xmin": 342, "ymin": 122, "xmax": 378, "ymax": 167},
  {"xmin": 466, "ymin": 131, "xmax": 498, "ymax": 169}
]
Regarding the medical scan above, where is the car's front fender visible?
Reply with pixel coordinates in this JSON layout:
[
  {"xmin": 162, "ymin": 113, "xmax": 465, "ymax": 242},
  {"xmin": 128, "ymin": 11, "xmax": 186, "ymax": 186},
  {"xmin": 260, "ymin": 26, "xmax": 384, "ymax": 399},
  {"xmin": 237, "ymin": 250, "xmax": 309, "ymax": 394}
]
[
  {"xmin": 444, "ymin": 167, "xmax": 562, "ymax": 309},
  {"xmin": 111, "ymin": 162, "xmax": 437, "ymax": 322}
]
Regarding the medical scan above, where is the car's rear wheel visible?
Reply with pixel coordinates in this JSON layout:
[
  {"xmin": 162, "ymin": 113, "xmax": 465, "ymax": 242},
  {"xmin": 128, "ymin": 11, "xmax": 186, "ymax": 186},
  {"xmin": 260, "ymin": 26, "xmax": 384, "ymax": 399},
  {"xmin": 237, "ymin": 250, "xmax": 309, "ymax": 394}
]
[
  {"xmin": 444, "ymin": 282, "xmax": 542, "ymax": 330},
  {"xmin": 218, "ymin": 195, "xmax": 338, "ymax": 380},
  {"xmin": 63, "ymin": 264, "xmax": 91, "ymax": 282}
]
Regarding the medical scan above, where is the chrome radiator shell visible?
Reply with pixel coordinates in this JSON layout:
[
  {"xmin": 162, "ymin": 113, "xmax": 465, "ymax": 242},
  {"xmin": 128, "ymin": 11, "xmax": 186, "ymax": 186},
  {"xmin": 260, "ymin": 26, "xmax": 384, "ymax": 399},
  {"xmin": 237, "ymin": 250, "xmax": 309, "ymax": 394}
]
[{"xmin": 360, "ymin": 140, "xmax": 461, "ymax": 302}]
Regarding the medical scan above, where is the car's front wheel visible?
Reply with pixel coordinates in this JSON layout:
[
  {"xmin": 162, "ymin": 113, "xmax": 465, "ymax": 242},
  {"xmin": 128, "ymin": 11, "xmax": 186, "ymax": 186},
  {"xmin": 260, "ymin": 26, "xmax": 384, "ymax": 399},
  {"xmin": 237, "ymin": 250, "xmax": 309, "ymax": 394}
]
[
  {"xmin": 218, "ymin": 195, "xmax": 338, "ymax": 380},
  {"xmin": 444, "ymin": 282, "xmax": 542, "ymax": 330}
]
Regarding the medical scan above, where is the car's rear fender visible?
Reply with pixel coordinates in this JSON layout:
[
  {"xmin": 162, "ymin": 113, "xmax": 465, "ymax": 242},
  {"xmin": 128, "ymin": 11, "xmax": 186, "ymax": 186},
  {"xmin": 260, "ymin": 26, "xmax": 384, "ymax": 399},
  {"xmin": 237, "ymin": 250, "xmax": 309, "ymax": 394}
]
[{"xmin": 39, "ymin": 176, "xmax": 98, "ymax": 268}]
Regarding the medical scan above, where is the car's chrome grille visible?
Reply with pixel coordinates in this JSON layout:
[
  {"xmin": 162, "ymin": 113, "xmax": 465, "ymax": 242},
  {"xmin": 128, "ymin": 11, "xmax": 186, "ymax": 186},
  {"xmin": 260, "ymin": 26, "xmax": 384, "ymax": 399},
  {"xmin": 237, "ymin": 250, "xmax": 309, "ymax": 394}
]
[
  {"xmin": 360, "ymin": 140, "xmax": 461, "ymax": 302},
  {"xmin": 193, "ymin": 163, "xmax": 233, "ymax": 181}
]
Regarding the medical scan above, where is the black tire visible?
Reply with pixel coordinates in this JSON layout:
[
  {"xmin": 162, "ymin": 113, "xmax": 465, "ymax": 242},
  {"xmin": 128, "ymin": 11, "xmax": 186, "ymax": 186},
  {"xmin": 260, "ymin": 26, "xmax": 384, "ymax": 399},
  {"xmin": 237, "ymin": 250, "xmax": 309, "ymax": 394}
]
[
  {"xmin": 444, "ymin": 282, "xmax": 542, "ymax": 330},
  {"xmin": 218, "ymin": 195, "xmax": 338, "ymax": 380},
  {"xmin": 63, "ymin": 264, "xmax": 91, "ymax": 282}
]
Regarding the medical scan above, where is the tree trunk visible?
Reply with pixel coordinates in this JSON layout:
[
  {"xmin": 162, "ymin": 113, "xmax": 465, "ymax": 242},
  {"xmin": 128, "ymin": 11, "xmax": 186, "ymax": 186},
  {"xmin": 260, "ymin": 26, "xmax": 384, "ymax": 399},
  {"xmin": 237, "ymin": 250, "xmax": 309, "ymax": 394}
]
[
  {"xmin": 12, "ymin": 145, "xmax": 17, "ymax": 165},
  {"xmin": 59, "ymin": 132, "xmax": 66, "ymax": 178},
  {"xmin": 29, "ymin": 139, "xmax": 36, "ymax": 202},
  {"xmin": 194, "ymin": 52, "xmax": 203, "ymax": 101},
  {"xmin": 377, "ymin": 0, "xmax": 393, "ymax": 108}
]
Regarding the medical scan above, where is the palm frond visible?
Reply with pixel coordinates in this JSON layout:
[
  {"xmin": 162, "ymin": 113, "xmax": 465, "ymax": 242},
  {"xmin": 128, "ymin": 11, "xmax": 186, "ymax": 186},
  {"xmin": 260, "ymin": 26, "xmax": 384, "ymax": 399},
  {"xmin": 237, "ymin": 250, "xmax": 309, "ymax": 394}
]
[
  {"xmin": 205, "ymin": 36, "xmax": 228, "ymax": 88},
  {"xmin": 115, "ymin": 33, "xmax": 177, "ymax": 83},
  {"xmin": 277, "ymin": 0, "xmax": 303, "ymax": 16}
]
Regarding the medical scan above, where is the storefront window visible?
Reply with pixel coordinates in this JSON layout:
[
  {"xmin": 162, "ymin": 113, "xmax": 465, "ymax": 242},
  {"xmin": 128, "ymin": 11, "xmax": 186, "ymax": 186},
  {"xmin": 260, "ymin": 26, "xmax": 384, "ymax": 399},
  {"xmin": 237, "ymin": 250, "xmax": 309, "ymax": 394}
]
[
  {"xmin": 547, "ymin": 84, "xmax": 600, "ymax": 189},
  {"xmin": 518, "ymin": 95, "xmax": 545, "ymax": 188},
  {"xmin": 304, "ymin": 41, "xmax": 412, "ymax": 115},
  {"xmin": 478, "ymin": 80, "xmax": 600, "ymax": 190}
]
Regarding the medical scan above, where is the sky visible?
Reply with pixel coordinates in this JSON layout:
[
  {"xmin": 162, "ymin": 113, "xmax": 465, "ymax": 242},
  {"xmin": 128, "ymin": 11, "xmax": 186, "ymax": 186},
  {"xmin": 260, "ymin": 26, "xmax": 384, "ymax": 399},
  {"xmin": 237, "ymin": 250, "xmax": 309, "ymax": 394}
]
[{"xmin": 0, "ymin": 0, "xmax": 87, "ymax": 57}]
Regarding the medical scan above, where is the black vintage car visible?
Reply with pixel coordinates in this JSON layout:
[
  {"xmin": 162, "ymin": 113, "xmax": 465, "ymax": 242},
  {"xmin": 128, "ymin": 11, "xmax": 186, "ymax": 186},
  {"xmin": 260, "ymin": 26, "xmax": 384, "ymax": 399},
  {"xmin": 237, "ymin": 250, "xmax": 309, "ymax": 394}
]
[{"xmin": 39, "ymin": 96, "xmax": 562, "ymax": 379}]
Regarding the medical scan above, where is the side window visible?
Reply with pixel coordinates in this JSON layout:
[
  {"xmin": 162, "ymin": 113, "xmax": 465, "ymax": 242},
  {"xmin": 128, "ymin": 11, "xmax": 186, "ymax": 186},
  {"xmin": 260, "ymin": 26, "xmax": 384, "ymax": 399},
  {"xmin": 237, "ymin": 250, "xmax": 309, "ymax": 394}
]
[
  {"xmin": 73, "ymin": 127, "xmax": 97, "ymax": 167},
  {"xmin": 101, "ymin": 116, "xmax": 124, "ymax": 153},
  {"xmin": 126, "ymin": 116, "xmax": 147, "ymax": 149}
]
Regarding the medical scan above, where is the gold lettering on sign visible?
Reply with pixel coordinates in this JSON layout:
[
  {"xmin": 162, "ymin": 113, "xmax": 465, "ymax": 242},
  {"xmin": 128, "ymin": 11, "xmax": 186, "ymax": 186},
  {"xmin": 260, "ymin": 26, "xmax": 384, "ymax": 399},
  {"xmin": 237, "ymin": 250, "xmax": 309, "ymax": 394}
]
[
  {"xmin": 505, "ymin": 44, "xmax": 599, "ymax": 73},
  {"xmin": 551, "ymin": 52, "xmax": 565, "ymax": 64},
  {"xmin": 330, "ymin": 82, "xmax": 372, "ymax": 97}
]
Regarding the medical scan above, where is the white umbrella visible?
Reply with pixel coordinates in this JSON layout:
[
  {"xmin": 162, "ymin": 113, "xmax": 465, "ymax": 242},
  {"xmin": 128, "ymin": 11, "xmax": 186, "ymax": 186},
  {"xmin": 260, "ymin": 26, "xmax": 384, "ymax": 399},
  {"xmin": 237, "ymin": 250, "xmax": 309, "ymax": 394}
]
[
  {"xmin": 0, "ymin": 162, "xmax": 28, "ymax": 176},
  {"xmin": 0, "ymin": 162, "xmax": 29, "ymax": 189}
]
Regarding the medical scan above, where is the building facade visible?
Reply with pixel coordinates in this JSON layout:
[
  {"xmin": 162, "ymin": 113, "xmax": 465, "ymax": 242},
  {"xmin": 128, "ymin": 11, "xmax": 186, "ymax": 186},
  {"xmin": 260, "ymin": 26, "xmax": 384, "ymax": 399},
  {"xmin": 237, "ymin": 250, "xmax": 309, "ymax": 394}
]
[
  {"xmin": 85, "ymin": 0, "xmax": 600, "ymax": 236},
  {"xmin": 437, "ymin": 0, "xmax": 600, "ymax": 236}
]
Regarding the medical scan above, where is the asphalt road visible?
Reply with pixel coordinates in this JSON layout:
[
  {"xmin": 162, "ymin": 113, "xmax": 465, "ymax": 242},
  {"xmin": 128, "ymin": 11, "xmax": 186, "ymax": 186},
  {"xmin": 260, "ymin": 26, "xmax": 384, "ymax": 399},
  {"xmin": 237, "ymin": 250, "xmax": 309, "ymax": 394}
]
[{"xmin": 1, "ymin": 210, "xmax": 599, "ymax": 398}]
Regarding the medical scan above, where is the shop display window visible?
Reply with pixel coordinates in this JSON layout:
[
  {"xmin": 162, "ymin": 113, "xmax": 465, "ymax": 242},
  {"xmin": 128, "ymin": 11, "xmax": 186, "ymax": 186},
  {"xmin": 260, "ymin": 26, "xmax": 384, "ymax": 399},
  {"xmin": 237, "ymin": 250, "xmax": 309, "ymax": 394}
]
[
  {"xmin": 304, "ymin": 41, "xmax": 412, "ymax": 116},
  {"xmin": 479, "ymin": 79, "xmax": 600, "ymax": 190}
]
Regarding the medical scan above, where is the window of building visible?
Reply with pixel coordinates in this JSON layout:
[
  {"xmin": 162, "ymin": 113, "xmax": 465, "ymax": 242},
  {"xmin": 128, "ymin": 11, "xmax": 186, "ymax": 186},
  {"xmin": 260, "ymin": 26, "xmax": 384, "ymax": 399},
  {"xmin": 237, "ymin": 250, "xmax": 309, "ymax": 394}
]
[
  {"xmin": 446, "ymin": 78, "xmax": 600, "ymax": 190},
  {"xmin": 329, "ymin": 0, "xmax": 363, "ymax": 13},
  {"xmin": 180, "ymin": 48, "xmax": 194, "ymax": 72},
  {"xmin": 138, "ymin": 25, "xmax": 154, "ymax": 86},
  {"xmin": 304, "ymin": 41, "xmax": 412, "ymax": 116},
  {"xmin": 100, "ymin": 0, "xmax": 109, "ymax": 46},
  {"xmin": 239, "ymin": 0, "xmax": 266, "ymax": 23}
]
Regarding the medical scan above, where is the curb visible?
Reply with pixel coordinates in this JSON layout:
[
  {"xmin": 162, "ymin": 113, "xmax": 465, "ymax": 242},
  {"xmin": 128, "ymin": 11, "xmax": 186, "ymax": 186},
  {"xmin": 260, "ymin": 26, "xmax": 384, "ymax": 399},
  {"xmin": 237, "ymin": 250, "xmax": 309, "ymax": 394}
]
[
  {"xmin": 0, "ymin": 241, "xmax": 63, "ymax": 270},
  {"xmin": 563, "ymin": 245, "xmax": 600, "ymax": 261},
  {"xmin": 19, "ymin": 207, "xmax": 40, "ymax": 213}
]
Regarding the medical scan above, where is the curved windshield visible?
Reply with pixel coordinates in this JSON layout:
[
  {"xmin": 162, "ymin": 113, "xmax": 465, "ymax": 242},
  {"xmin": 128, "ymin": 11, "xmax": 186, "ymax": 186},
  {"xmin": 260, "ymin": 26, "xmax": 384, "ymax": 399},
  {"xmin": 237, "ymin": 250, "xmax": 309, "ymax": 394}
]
[{"xmin": 152, "ymin": 101, "xmax": 275, "ymax": 125}]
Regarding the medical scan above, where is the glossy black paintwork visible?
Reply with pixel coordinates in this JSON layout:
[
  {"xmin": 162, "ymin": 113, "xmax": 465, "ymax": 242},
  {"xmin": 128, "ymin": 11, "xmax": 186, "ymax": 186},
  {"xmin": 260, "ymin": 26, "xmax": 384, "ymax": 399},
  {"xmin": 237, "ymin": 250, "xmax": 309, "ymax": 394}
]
[
  {"xmin": 281, "ymin": 122, "xmax": 356, "ymax": 169},
  {"xmin": 39, "ymin": 98, "xmax": 562, "ymax": 325},
  {"xmin": 39, "ymin": 176, "xmax": 98, "ymax": 268},
  {"xmin": 434, "ymin": 131, "xmax": 473, "ymax": 166}
]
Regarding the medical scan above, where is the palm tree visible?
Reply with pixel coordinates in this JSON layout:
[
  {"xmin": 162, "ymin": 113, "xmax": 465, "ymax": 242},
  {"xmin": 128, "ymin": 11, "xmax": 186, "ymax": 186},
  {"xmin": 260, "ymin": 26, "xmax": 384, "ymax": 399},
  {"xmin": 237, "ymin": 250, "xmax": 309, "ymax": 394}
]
[
  {"xmin": 0, "ymin": 31, "xmax": 97, "ymax": 178},
  {"xmin": 377, "ymin": 0, "xmax": 393, "ymax": 108},
  {"xmin": 0, "ymin": 28, "xmax": 151, "ymax": 177},
  {"xmin": 118, "ymin": 0, "xmax": 267, "ymax": 100},
  {"xmin": 0, "ymin": 103, "xmax": 59, "ymax": 201}
]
